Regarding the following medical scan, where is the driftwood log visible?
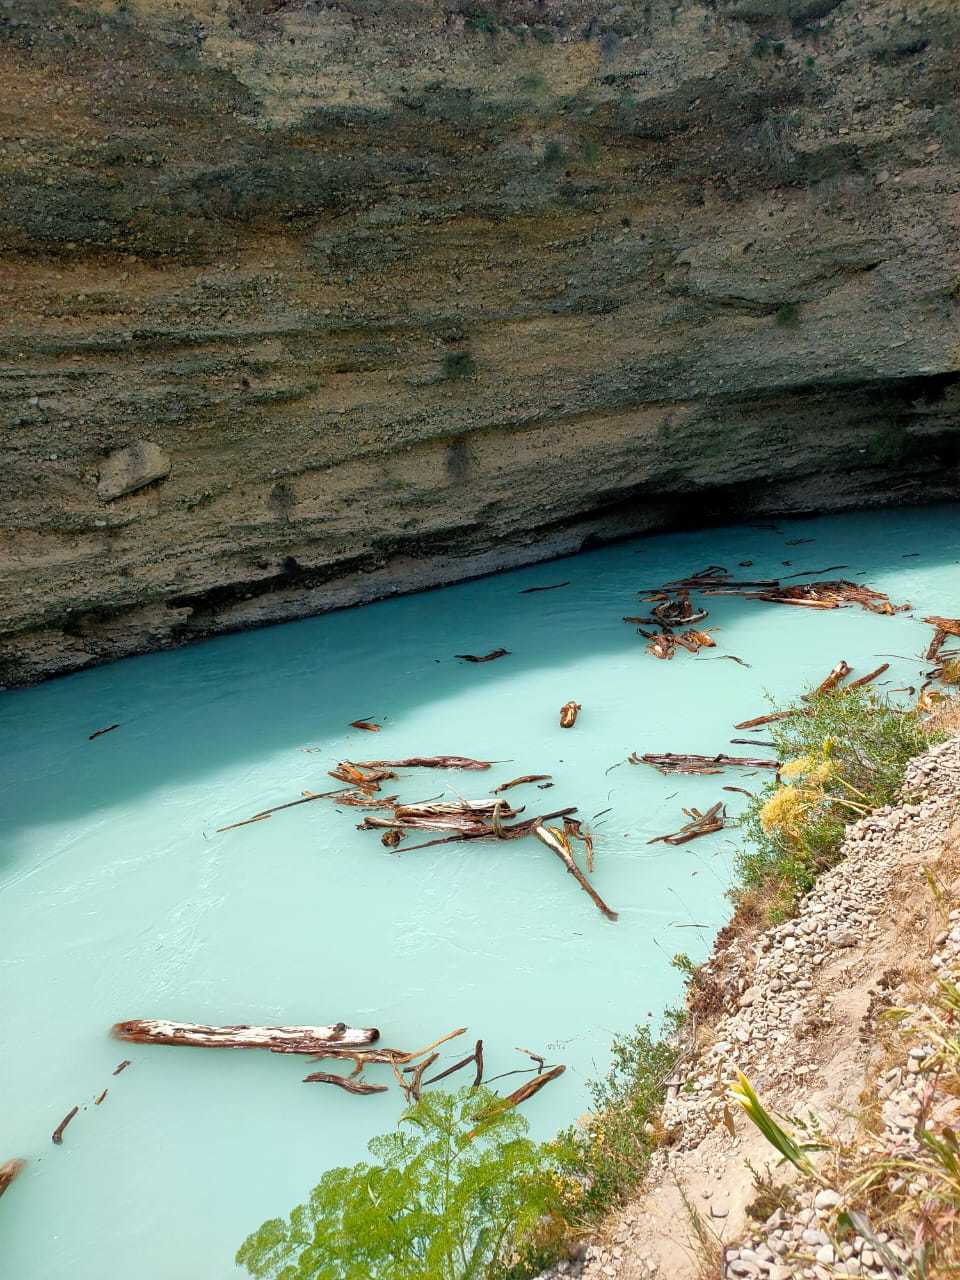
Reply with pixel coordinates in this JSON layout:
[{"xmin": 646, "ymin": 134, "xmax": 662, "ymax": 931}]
[
  {"xmin": 112, "ymin": 1020, "xmax": 380, "ymax": 1053},
  {"xmin": 421, "ymin": 1039, "xmax": 484, "ymax": 1090},
  {"xmin": 217, "ymin": 787, "xmax": 368, "ymax": 833},
  {"xmin": 351, "ymin": 756, "xmax": 495, "ymax": 770},
  {"xmin": 809, "ymin": 660, "xmax": 852, "ymax": 697},
  {"xmin": 563, "ymin": 816, "xmax": 595, "ymax": 873},
  {"xmin": 493, "ymin": 774, "xmax": 552, "ymax": 793},
  {"xmin": 533, "ymin": 823, "xmax": 618, "ymax": 921},
  {"xmin": 846, "ymin": 662, "xmax": 890, "ymax": 690},
  {"xmin": 924, "ymin": 617, "xmax": 960, "ymax": 662},
  {"xmin": 0, "ymin": 1160, "xmax": 25, "ymax": 1199},
  {"xmin": 52, "ymin": 1107, "xmax": 78, "ymax": 1146},
  {"xmin": 382, "ymin": 806, "xmax": 578, "ymax": 852},
  {"xmin": 478, "ymin": 1064, "xmax": 566, "ymax": 1123},
  {"xmin": 630, "ymin": 752, "xmax": 781, "ymax": 775},
  {"xmin": 89, "ymin": 723, "xmax": 120, "ymax": 741},
  {"xmin": 455, "ymin": 649, "xmax": 510, "ymax": 663},
  {"xmin": 648, "ymin": 802, "xmax": 726, "ymax": 846},
  {"xmin": 302, "ymin": 1072, "xmax": 389, "ymax": 1096},
  {"xmin": 733, "ymin": 711, "xmax": 797, "ymax": 730}
]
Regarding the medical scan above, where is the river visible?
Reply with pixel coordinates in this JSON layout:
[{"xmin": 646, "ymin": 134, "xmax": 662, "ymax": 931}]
[{"xmin": 1, "ymin": 504, "xmax": 957, "ymax": 1278}]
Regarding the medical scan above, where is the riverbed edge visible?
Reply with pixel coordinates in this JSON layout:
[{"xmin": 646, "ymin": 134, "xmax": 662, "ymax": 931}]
[{"xmin": 539, "ymin": 721, "xmax": 960, "ymax": 1280}]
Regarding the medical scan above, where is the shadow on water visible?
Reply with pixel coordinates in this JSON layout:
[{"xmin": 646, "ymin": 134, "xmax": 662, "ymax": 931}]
[{"xmin": 0, "ymin": 505, "xmax": 958, "ymax": 855}]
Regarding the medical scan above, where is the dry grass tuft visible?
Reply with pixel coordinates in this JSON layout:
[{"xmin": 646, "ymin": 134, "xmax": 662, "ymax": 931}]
[{"xmin": 925, "ymin": 695, "xmax": 960, "ymax": 738}]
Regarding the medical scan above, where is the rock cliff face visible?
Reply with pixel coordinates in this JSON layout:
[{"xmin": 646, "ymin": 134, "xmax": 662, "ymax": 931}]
[{"xmin": 2, "ymin": 0, "xmax": 959, "ymax": 685}]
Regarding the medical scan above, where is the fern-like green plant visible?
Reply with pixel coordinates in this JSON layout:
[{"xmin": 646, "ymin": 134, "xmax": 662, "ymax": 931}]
[{"xmin": 236, "ymin": 1087, "xmax": 575, "ymax": 1280}]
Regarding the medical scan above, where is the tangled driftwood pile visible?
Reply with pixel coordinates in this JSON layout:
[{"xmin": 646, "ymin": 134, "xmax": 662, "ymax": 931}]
[
  {"xmin": 629, "ymin": 751, "xmax": 781, "ymax": 776},
  {"xmin": 110, "ymin": 1019, "xmax": 564, "ymax": 1108},
  {"xmin": 217, "ymin": 754, "xmax": 612, "ymax": 919},
  {"xmin": 648, "ymin": 802, "xmax": 727, "ymax": 846},
  {"xmin": 627, "ymin": 564, "xmax": 910, "ymax": 661}
]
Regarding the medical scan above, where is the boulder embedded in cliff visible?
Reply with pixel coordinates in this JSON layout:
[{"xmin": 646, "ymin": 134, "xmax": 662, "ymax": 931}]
[{"xmin": 97, "ymin": 442, "xmax": 171, "ymax": 502}]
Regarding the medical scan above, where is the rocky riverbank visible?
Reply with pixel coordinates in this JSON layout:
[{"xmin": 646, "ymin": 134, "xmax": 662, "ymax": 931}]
[
  {"xmin": 2, "ymin": 0, "xmax": 960, "ymax": 685},
  {"xmin": 541, "ymin": 730, "xmax": 960, "ymax": 1280}
]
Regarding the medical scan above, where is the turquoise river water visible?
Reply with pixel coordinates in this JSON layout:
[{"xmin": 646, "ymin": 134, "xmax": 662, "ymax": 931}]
[{"xmin": 1, "ymin": 505, "xmax": 958, "ymax": 1279}]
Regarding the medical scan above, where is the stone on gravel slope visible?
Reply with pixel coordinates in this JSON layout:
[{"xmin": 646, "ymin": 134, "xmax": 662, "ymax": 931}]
[{"xmin": 97, "ymin": 442, "xmax": 171, "ymax": 502}]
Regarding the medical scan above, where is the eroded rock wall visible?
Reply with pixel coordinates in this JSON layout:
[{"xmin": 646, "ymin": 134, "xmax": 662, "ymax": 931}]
[{"xmin": 2, "ymin": 0, "xmax": 959, "ymax": 684}]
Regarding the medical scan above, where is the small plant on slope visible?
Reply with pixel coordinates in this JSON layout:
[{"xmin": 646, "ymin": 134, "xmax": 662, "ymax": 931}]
[{"xmin": 566, "ymin": 1023, "xmax": 679, "ymax": 1216}]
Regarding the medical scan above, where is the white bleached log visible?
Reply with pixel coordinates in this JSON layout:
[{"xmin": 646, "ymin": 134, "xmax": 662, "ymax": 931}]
[{"xmin": 112, "ymin": 1019, "xmax": 379, "ymax": 1054}]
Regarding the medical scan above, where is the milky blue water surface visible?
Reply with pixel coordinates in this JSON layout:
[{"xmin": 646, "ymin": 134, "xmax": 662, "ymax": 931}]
[{"xmin": 1, "ymin": 505, "xmax": 958, "ymax": 1279}]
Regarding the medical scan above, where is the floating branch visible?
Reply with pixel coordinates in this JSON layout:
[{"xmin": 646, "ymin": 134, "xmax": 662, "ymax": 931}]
[
  {"xmin": 484, "ymin": 1064, "xmax": 566, "ymax": 1117},
  {"xmin": 349, "ymin": 720, "xmax": 381, "ymax": 732},
  {"xmin": 808, "ymin": 660, "xmax": 852, "ymax": 698},
  {"xmin": 533, "ymin": 823, "xmax": 618, "ymax": 921},
  {"xmin": 217, "ymin": 787, "xmax": 355, "ymax": 832},
  {"xmin": 88, "ymin": 724, "xmax": 120, "ymax": 741},
  {"xmin": 455, "ymin": 649, "xmax": 510, "ymax": 663},
  {"xmin": 493, "ymin": 774, "xmax": 552, "ymax": 793},
  {"xmin": 398, "ymin": 1051, "xmax": 441, "ymax": 1103},
  {"xmin": 559, "ymin": 701, "xmax": 581, "ymax": 728},
  {"xmin": 0, "ymin": 1160, "xmax": 25, "ymax": 1199},
  {"xmin": 95, "ymin": 1089, "xmax": 108, "ymax": 1106},
  {"xmin": 730, "ymin": 739, "xmax": 776, "ymax": 748},
  {"xmin": 648, "ymin": 801, "xmax": 726, "ymax": 846},
  {"xmin": 520, "ymin": 582, "xmax": 570, "ymax": 594},
  {"xmin": 563, "ymin": 816, "xmax": 595, "ymax": 873},
  {"xmin": 328, "ymin": 762, "xmax": 397, "ymax": 789},
  {"xmin": 305, "ymin": 1028, "xmax": 470, "ymax": 1098},
  {"xmin": 723, "ymin": 786, "xmax": 755, "ymax": 798},
  {"xmin": 111, "ymin": 1020, "xmax": 380, "ymax": 1054},
  {"xmin": 783, "ymin": 564, "xmax": 849, "ymax": 578},
  {"xmin": 302, "ymin": 1072, "xmax": 389, "ymax": 1096},
  {"xmin": 924, "ymin": 617, "xmax": 960, "ymax": 662},
  {"xmin": 113, "ymin": 1060, "xmax": 131, "ymax": 1076},
  {"xmin": 52, "ymin": 1106, "xmax": 79, "ymax": 1146},
  {"xmin": 308, "ymin": 1027, "xmax": 467, "ymax": 1068},
  {"xmin": 630, "ymin": 752, "xmax": 781, "ymax": 775},
  {"xmin": 332, "ymin": 792, "xmax": 399, "ymax": 810},
  {"xmin": 734, "ymin": 711, "xmax": 799, "ymax": 730},
  {"xmin": 927, "ymin": 630, "xmax": 948, "ymax": 662},
  {"xmin": 420, "ymin": 1039, "xmax": 484, "ymax": 1090},
  {"xmin": 846, "ymin": 662, "xmax": 890, "ymax": 690},
  {"xmin": 350, "ymin": 756, "xmax": 495, "ymax": 771},
  {"xmin": 393, "ymin": 807, "xmax": 578, "ymax": 852}
]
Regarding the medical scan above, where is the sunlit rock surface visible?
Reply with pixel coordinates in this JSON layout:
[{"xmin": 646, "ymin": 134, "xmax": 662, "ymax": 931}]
[{"xmin": 2, "ymin": 0, "xmax": 959, "ymax": 684}]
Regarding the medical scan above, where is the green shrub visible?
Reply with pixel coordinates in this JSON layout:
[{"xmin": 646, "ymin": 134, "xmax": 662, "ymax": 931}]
[
  {"xmin": 442, "ymin": 350, "xmax": 477, "ymax": 380},
  {"xmin": 775, "ymin": 302, "xmax": 802, "ymax": 328},
  {"xmin": 237, "ymin": 1087, "xmax": 575, "ymax": 1280},
  {"xmin": 465, "ymin": 7, "xmax": 497, "ymax": 34},
  {"xmin": 734, "ymin": 689, "xmax": 935, "ymax": 920},
  {"xmin": 563, "ymin": 1024, "xmax": 678, "ymax": 1217}
]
